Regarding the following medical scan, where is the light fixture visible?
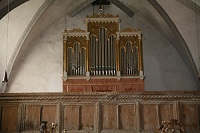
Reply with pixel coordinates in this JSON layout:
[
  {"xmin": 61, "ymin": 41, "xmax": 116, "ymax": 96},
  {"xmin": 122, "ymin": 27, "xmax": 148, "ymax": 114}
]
[
  {"xmin": 99, "ymin": 0, "xmax": 103, "ymax": 11},
  {"xmin": 92, "ymin": 0, "xmax": 110, "ymax": 12},
  {"xmin": 99, "ymin": 4, "xmax": 103, "ymax": 11}
]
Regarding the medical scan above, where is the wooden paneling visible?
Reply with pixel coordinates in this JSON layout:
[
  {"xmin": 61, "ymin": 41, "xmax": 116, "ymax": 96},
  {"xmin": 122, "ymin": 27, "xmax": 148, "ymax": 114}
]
[
  {"xmin": 159, "ymin": 104, "xmax": 174, "ymax": 122},
  {"xmin": 1, "ymin": 105, "xmax": 18, "ymax": 132},
  {"xmin": 119, "ymin": 104, "xmax": 136, "ymax": 131},
  {"xmin": 42, "ymin": 105, "xmax": 56, "ymax": 129},
  {"xmin": 64, "ymin": 105, "xmax": 80, "ymax": 130},
  {"xmin": 63, "ymin": 78, "xmax": 144, "ymax": 92},
  {"xmin": 0, "ymin": 91, "xmax": 199, "ymax": 132},
  {"xmin": 180, "ymin": 104, "xmax": 199, "ymax": 131},
  {"xmin": 102, "ymin": 104, "xmax": 118, "ymax": 130},
  {"xmin": 81, "ymin": 105, "xmax": 95, "ymax": 131},
  {"xmin": 141, "ymin": 104, "xmax": 158, "ymax": 131},
  {"xmin": 24, "ymin": 106, "xmax": 40, "ymax": 131}
]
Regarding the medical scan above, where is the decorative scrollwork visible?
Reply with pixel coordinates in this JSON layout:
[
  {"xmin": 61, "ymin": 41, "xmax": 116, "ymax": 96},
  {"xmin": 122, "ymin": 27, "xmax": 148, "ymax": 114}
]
[{"xmin": 154, "ymin": 119, "xmax": 185, "ymax": 133}]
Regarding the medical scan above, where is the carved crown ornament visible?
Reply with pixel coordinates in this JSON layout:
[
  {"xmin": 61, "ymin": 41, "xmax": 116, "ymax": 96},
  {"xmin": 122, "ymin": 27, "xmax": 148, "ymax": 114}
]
[
  {"xmin": 84, "ymin": 13, "xmax": 120, "ymax": 23},
  {"xmin": 121, "ymin": 28, "xmax": 141, "ymax": 32},
  {"xmin": 86, "ymin": 13, "xmax": 119, "ymax": 18},
  {"xmin": 66, "ymin": 28, "xmax": 86, "ymax": 33}
]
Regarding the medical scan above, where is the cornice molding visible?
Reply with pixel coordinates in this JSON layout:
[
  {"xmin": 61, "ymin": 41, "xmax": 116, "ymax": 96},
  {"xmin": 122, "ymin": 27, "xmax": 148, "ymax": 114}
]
[{"xmin": 0, "ymin": 91, "xmax": 199, "ymax": 101}]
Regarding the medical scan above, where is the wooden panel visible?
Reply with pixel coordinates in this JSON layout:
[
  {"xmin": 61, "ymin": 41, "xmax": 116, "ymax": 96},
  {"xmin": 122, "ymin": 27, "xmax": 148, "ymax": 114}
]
[
  {"xmin": 81, "ymin": 105, "xmax": 95, "ymax": 130},
  {"xmin": 159, "ymin": 104, "xmax": 174, "ymax": 122},
  {"xmin": 0, "ymin": 106, "xmax": 2, "ymax": 131},
  {"xmin": 24, "ymin": 106, "xmax": 41, "ymax": 131},
  {"xmin": 102, "ymin": 104, "xmax": 117, "ymax": 130},
  {"xmin": 180, "ymin": 104, "xmax": 199, "ymax": 131},
  {"xmin": 64, "ymin": 105, "xmax": 80, "ymax": 130},
  {"xmin": 119, "ymin": 104, "xmax": 136, "ymax": 131},
  {"xmin": 42, "ymin": 105, "xmax": 56, "ymax": 128},
  {"xmin": 1, "ymin": 106, "xmax": 18, "ymax": 132},
  {"xmin": 63, "ymin": 78, "xmax": 144, "ymax": 92},
  {"xmin": 141, "ymin": 104, "xmax": 158, "ymax": 131}
]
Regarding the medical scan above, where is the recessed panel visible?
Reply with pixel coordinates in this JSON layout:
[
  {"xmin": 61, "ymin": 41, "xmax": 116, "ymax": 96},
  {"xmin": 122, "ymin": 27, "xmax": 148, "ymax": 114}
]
[
  {"xmin": 102, "ymin": 104, "xmax": 118, "ymax": 130},
  {"xmin": 119, "ymin": 104, "xmax": 136, "ymax": 131},
  {"xmin": 180, "ymin": 104, "xmax": 199, "ymax": 131},
  {"xmin": 2, "ymin": 106, "xmax": 18, "ymax": 132},
  {"xmin": 159, "ymin": 104, "xmax": 174, "ymax": 122},
  {"xmin": 64, "ymin": 105, "xmax": 80, "ymax": 130},
  {"xmin": 81, "ymin": 105, "xmax": 95, "ymax": 130},
  {"xmin": 141, "ymin": 104, "xmax": 158, "ymax": 131}
]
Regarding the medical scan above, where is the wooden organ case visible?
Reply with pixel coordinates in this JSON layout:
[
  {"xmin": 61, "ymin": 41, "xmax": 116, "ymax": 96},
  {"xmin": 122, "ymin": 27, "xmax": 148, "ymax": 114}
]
[{"xmin": 63, "ymin": 14, "xmax": 144, "ymax": 92}]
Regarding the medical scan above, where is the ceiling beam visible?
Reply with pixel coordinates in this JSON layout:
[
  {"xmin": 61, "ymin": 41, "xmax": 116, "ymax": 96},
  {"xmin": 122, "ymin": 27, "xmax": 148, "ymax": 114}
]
[
  {"xmin": 108, "ymin": 0, "xmax": 134, "ymax": 17},
  {"xmin": 69, "ymin": 0, "xmax": 94, "ymax": 17}
]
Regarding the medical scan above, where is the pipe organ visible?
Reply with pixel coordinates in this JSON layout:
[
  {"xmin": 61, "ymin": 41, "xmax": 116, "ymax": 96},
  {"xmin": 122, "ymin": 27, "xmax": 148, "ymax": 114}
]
[{"xmin": 63, "ymin": 14, "xmax": 144, "ymax": 92}]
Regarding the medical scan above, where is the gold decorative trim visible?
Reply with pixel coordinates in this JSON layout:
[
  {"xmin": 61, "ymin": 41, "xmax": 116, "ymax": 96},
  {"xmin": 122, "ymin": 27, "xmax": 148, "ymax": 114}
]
[
  {"xmin": 67, "ymin": 28, "xmax": 86, "ymax": 33},
  {"xmin": 86, "ymin": 13, "xmax": 119, "ymax": 18},
  {"xmin": 121, "ymin": 28, "xmax": 141, "ymax": 32}
]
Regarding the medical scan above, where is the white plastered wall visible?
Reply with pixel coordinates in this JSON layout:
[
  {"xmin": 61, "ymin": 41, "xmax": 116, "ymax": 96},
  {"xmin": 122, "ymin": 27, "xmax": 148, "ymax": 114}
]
[{"xmin": 0, "ymin": 0, "xmax": 46, "ymax": 88}]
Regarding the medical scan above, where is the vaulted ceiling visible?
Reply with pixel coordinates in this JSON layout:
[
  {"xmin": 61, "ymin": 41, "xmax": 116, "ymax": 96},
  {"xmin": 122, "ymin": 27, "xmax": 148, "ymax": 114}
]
[{"xmin": 1, "ymin": 0, "xmax": 200, "ymax": 86}]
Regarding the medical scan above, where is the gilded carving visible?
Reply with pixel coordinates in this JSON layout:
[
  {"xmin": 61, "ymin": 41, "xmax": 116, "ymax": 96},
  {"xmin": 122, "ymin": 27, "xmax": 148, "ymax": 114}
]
[
  {"xmin": 121, "ymin": 28, "xmax": 141, "ymax": 32},
  {"xmin": 86, "ymin": 13, "xmax": 119, "ymax": 18},
  {"xmin": 68, "ymin": 28, "xmax": 86, "ymax": 33}
]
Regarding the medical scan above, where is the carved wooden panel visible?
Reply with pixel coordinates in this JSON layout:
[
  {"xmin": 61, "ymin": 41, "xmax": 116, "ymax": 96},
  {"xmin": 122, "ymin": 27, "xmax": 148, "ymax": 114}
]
[
  {"xmin": 119, "ymin": 104, "xmax": 136, "ymax": 131},
  {"xmin": 42, "ymin": 105, "xmax": 56, "ymax": 129},
  {"xmin": 180, "ymin": 104, "xmax": 199, "ymax": 131},
  {"xmin": 64, "ymin": 105, "xmax": 80, "ymax": 130},
  {"xmin": 1, "ymin": 105, "xmax": 18, "ymax": 132},
  {"xmin": 81, "ymin": 105, "xmax": 95, "ymax": 131},
  {"xmin": 141, "ymin": 104, "xmax": 158, "ymax": 132},
  {"xmin": 159, "ymin": 104, "xmax": 174, "ymax": 122},
  {"xmin": 102, "ymin": 103, "xmax": 118, "ymax": 130},
  {"xmin": 24, "ymin": 106, "xmax": 40, "ymax": 131}
]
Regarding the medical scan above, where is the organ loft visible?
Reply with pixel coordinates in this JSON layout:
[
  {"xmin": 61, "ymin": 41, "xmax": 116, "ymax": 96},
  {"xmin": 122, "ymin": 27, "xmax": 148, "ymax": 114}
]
[{"xmin": 62, "ymin": 14, "xmax": 144, "ymax": 92}]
